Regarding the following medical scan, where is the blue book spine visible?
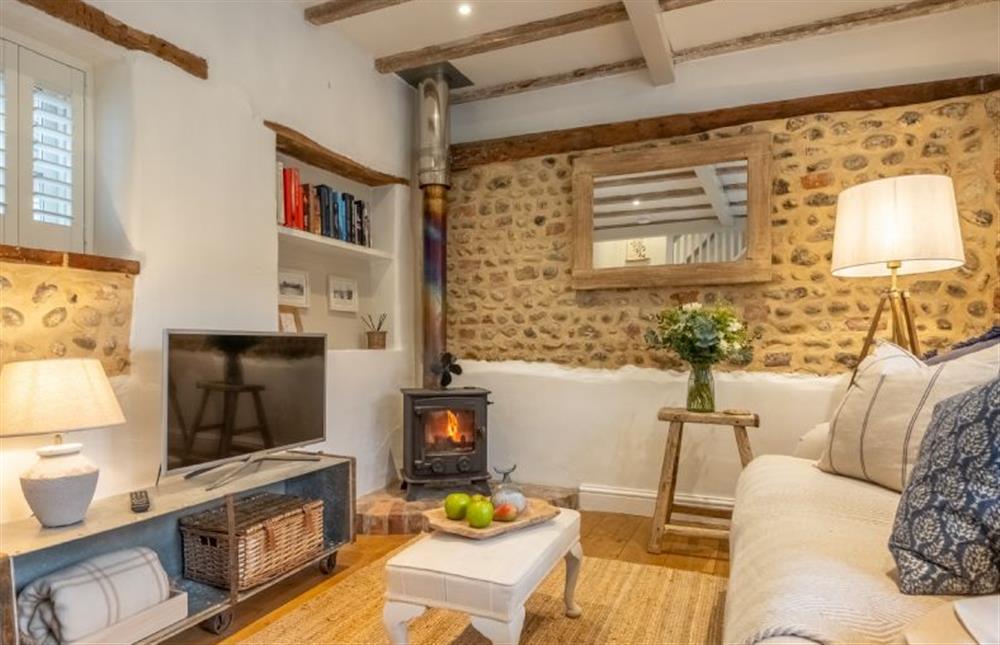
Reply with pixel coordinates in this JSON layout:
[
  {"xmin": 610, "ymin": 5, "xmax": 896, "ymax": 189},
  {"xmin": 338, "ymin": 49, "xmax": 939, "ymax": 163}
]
[
  {"xmin": 318, "ymin": 186, "xmax": 331, "ymax": 237},
  {"xmin": 330, "ymin": 191, "xmax": 340, "ymax": 238},
  {"xmin": 339, "ymin": 194, "xmax": 352, "ymax": 242}
]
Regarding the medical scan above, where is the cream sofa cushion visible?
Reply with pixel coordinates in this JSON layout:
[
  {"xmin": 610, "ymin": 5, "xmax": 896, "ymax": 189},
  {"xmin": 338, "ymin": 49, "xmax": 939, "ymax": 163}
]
[{"xmin": 817, "ymin": 342, "xmax": 998, "ymax": 492}]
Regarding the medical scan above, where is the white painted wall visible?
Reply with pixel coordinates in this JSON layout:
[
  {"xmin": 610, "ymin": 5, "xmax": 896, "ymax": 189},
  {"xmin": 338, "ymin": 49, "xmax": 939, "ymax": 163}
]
[
  {"xmin": 458, "ymin": 360, "xmax": 847, "ymax": 514},
  {"xmin": 452, "ymin": 2, "xmax": 1000, "ymax": 142},
  {"xmin": 0, "ymin": 3, "xmax": 416, "ymax": 522}
]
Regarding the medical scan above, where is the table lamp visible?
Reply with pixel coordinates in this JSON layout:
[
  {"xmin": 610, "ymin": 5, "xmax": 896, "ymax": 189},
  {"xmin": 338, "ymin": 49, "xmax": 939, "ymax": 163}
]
[
  {"xmin": 831, "ymin": 174, "xmax": 965, "ymax": 360},
  {"xmin": 0, "ymin": 358, "xmax": 125, "ymax": 527}
]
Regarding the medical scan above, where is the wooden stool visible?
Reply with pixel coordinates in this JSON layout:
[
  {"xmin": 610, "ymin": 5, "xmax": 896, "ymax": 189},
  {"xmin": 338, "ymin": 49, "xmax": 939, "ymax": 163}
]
[
  {"xmin": 647, "ymin": 407, "xmax": 759, "ymax": 554},
  {"xmin": 186, "ymin": 381, "xmax": 275, "ymax": 460}
]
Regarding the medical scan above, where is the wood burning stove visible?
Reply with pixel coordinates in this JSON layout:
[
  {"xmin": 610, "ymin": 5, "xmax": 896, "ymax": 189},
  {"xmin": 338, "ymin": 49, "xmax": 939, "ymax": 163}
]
[{"xmin": 401, "ymin": 387, "xmax": 491, "ymax": 499}]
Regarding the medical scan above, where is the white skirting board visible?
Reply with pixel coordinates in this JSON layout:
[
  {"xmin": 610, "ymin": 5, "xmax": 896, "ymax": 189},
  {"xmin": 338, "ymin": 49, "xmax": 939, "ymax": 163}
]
[
  {"xmin": 70, "ymin": 589, "xmax": 188, "ymax": 644},
  {"xmin": 578, "ymin": 483, "xmax": 734, "ymax": 517}
]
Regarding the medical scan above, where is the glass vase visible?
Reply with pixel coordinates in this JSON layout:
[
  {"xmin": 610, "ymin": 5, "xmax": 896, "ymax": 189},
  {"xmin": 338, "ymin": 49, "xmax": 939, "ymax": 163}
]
[{"xmin": 687, "ymin": 363, "xmax": 715, "ymax": 412}]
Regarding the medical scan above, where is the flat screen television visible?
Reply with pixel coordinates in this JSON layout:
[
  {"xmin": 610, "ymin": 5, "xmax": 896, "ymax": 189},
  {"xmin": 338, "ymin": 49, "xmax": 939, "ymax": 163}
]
[{"xmin": 163, "ymin": 331, "xmax": 326, "ymax": 475}]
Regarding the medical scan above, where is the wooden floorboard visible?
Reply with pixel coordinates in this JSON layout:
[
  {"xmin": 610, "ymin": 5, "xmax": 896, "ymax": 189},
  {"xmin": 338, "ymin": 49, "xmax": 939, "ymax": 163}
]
[{"xmin": 171, "ymin": 510, "xmax": 727, "ymax": 643}]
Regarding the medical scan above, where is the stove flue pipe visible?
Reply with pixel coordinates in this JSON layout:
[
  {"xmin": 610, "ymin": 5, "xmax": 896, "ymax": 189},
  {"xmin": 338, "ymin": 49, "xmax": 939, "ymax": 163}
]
[{"xmin": 417, "ymin": 69, "xmax": 451, "ymax": 388}]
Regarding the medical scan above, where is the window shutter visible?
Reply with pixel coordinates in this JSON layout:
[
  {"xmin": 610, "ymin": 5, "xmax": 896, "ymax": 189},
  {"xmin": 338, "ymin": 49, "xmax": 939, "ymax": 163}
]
[
  {"xmin": 31, "ymin": 84, "xmax": 73, "ymax": 226},
  {"xmin": 0, "ymin": 71, "xmax": 7, "ymax": 218}
]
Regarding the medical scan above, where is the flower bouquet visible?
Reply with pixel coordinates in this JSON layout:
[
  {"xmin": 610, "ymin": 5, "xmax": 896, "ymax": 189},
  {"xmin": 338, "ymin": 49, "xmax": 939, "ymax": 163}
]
[{"xmin": 645, "ymin": 302, "xmax": 752, "ymax": 412}]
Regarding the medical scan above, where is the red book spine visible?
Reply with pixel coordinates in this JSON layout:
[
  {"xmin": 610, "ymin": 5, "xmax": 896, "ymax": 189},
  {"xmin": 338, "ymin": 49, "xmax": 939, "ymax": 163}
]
[
  {"xmin": 282, "ymin": 169, "xmax": 296, "ymax": 227},
  {"xmin": 302, "ymin": 183, "xmax": 311, "ymax": 232},
  {"xmin": 291, "ymin": 168, "xmax": 304, "ymax": 229}
]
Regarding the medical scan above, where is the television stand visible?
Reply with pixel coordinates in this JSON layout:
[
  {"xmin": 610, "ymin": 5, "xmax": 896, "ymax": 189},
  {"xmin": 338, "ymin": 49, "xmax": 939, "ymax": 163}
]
[{"xmin": 184, "ymin": 452, "xmax": 321, "ymax": 491}]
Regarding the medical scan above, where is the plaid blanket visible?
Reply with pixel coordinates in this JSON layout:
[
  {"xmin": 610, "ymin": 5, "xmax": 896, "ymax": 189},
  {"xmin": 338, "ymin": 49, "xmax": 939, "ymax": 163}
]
[{"xmin": 18, "ymin": 547, "xmax": 170, "ymax": 644}]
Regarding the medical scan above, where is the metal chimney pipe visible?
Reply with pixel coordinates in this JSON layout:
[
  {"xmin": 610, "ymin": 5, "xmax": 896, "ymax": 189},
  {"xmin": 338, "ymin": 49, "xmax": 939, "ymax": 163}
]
[{"xmin": 417, "ymin": 69, "xmax": 451, "ymax": 387}]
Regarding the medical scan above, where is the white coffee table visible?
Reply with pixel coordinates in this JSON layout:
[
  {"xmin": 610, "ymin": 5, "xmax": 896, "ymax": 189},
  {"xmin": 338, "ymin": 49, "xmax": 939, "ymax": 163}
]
[{"xmin": 383, "ymin": 508, "xmax": 582, "ymax": 645}]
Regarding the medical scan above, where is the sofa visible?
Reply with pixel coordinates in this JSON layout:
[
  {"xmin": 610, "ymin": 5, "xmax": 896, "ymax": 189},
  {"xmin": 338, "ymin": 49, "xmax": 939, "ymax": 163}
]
[{"xmin": 722, "ymin": 453, "xmax": 950, "ymax": 645}]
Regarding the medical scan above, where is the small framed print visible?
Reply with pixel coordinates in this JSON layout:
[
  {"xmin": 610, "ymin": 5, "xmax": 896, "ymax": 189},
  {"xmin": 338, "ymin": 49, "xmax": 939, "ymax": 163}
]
[
  {"xmin": 625, "ymin": 239, "xmax": 650, "ymax": 264},
  {"xmin": 278, "ymin": 268, "xmax": 310, "ymax": 307},
  {"xmin": 327, "ymin": 275, "xmax": 359, "ymax": 312},
  {"xmin": 278, "ymin": 305, "xmax": 303, "ymax": 333}
]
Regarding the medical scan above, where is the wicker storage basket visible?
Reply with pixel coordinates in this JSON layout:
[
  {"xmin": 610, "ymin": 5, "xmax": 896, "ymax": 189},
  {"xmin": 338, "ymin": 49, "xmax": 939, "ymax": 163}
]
[{"xmin": 180, "ymin": 492, "xmax": 324, "ymax": 591}]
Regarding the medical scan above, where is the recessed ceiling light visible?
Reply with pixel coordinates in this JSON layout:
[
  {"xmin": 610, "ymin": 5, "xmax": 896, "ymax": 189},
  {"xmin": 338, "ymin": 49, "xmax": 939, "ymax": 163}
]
[
  {"xmin": 632, "ymin": 199, "xmax": 641, "ymax": 206},
  {"xmin": 458, "ymin": 3, "xmax": 472, "ymax": 16},
  {"xmin": 637, "ymin": 216, "xmax": 652, "ymax": 225}
]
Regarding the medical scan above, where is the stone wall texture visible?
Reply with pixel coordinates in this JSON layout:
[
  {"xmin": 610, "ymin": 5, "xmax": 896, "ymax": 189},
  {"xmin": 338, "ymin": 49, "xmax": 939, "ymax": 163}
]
[
  {"xmin": 446, "ymin": 92, "xmax": 1000, "ymax": 374},
  {"xmin": 0, "ymin": 262, "xmax": 134, "ymax": 375}
]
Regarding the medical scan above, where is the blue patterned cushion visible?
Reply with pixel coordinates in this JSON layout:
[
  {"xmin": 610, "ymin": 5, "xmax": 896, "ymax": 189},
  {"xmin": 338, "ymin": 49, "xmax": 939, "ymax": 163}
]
[{"xmin": 888, "ymin": 378, "xmax": 1000, "ymax": 595}]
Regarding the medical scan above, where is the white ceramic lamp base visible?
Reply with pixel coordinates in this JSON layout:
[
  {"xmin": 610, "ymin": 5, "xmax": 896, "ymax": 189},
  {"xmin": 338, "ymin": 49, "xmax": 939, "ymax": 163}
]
[{"xmin": 20, "ymin": 442, "xmax": 99, "ymax": 527}]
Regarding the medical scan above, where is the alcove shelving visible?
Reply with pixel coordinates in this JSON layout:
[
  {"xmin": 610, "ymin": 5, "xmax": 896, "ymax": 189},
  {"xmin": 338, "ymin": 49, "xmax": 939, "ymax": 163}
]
[{"xmin": 265, "ymin": 120, "xmax": 410, "ymax": 351}]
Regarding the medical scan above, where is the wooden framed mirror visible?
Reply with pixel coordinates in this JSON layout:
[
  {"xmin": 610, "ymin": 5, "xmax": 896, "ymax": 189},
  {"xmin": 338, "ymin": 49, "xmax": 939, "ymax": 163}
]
[{"xmin": 571, "ymin": 134, "xmax": 773, "ymax": 290}]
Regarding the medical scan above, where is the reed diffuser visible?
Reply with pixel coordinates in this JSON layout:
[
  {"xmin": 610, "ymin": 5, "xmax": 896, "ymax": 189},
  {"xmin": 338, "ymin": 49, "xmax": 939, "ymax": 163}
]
[{"xmin": 364, "ymin": 313, "xmax": 388, "ymax": 349}]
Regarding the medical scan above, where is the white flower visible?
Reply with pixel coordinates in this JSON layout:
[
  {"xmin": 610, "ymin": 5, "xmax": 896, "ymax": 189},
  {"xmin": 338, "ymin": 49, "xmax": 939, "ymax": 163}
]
[
  {"xmin": 719, "ymin": 340, "xmax": 731, "ymax": 353},
  {"xmin": 732, "ymin": 342, "xmax": 743, "ymax": 351},
  {"xmin": 682, "ymin": 302, "xmax": 702, "ymax": 311},
  {"xmin": 728, "ymin": 321, "xmax": 742, "ymax": 332}
]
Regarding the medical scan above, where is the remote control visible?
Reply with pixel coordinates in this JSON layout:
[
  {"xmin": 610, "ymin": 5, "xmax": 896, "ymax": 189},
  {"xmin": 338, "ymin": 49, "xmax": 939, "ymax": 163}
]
[{"xmin": 130, "ymin": 490, "xmax": 150, "ymax": 513}]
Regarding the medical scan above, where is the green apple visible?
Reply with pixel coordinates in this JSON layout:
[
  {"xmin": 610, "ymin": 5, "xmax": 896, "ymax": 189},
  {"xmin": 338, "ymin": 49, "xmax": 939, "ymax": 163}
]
[
  {"xmin": 471, "ymin": 494, "xmax": 486, "ymax": 502},
  {"xmin": 466, "ymin": 499, "xmax": 494, "ymax": 529},
  {"xmin": 444, "ymin": 493, "xmax": 472, "ymax": 520}
]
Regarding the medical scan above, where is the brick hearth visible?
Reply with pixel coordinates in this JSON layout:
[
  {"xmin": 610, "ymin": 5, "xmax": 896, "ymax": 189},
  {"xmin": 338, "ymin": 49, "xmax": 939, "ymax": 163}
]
[{"xmin": 355, "ymin": 482, "xmax": 579, "ymax": 535}]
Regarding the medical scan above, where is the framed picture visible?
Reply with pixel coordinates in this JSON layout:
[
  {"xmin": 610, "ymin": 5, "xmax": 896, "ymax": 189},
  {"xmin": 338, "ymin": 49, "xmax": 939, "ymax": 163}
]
[
  {"xmin": 278, "ymin": 268, "xmax": 310, "ymax": 307},
  {"xmin": 278, "ymin": 305, "xmax": 303, "ymax": 333},
  {"xmin": 327, "ymin": 275, "xmax": 359, "ymax": 312},
  {"xmin": 625, "ymin": 239, "xmax": 650, "ymax": 264}
]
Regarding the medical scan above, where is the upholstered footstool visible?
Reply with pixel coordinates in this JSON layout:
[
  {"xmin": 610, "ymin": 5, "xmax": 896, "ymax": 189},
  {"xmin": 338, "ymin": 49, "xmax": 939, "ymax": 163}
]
[{"xmin": 383, "ymin": 508, "xmax": 582, "ymax": 645}]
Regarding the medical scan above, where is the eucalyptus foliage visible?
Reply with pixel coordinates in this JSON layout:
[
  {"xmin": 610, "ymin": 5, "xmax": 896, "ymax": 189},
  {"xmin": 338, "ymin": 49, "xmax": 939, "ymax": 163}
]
[{"xmin": 645, "ymin": 302, "xmax": 752, "ymax": 366}]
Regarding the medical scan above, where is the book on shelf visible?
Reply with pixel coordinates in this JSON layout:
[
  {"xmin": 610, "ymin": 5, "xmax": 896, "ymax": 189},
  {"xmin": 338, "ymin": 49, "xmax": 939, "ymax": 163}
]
[
  {"xmin": 277, "ymin": 165, "xmax": 374, "ymax": 249},
  {"xmin": 308, "ymin": 186, "xmax": 322, "ymax": 236},
  {"xmin": 276, "ymin": 161, "xmax": 285, "ymax": 225}
]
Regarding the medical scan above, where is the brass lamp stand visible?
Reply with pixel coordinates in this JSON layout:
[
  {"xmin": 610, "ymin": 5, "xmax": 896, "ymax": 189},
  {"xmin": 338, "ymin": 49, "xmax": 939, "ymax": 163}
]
[{"xmin": 856, "ymin": 260, "xmax": 921, "ymax": 362}]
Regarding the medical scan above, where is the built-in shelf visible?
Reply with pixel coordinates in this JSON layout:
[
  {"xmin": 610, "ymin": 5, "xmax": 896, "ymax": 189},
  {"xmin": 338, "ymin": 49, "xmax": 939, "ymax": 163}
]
[
  {"xmin": 264, "ymin": 120, "xmax": 409, "ymax": 188},
  {"xmin": 277, "ymin": 226, "xmax": 394, "ymax": 262}
]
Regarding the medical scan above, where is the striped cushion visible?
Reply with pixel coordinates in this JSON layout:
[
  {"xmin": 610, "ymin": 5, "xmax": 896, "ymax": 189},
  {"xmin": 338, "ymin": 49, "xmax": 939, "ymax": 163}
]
[{"xmin": 817, "ymin": 341, "xmax": 999, "ymax": 492}]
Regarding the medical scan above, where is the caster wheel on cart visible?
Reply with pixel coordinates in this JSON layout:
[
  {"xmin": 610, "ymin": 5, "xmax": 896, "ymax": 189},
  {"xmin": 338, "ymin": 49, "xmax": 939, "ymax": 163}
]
[
  {"xmin": 200, "ymin": 609, "xmax": 234, "ymax": 635},
  {"xmin": 319, "ymin": 552, "xmax": 338, "ymax": 575}
]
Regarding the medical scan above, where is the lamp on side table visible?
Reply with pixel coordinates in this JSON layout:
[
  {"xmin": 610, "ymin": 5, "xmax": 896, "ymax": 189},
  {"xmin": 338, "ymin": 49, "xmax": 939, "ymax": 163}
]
[{"xmin": 0, "ymin": 358, "xmax": 125, "ymax": 527}]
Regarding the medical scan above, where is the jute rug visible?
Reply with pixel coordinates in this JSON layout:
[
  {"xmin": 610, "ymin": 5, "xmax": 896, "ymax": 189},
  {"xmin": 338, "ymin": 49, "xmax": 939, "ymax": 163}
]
[{"xmin": 232, "ymin": 552, "xmax": 727, "ymax": 644}]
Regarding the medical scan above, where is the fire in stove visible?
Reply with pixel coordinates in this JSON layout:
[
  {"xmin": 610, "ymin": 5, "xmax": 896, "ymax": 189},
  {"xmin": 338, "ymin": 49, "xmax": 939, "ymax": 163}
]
[{"xmin": 424, "ymin": 409, "xmax": 475, "ymax": 453}]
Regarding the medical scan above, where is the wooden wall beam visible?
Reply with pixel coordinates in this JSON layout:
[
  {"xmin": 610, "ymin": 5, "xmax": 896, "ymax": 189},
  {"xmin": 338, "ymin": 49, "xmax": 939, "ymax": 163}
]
[
  {"xmin": 15, "ymin": 0, "xmax": 208, "ymax": 79},
  {"xmin": 0, "ymin": 244, "xmax": 141, "ymax": 274},
  {"xmin": 452, "ymin": 0, "xmax": 991, "ymax": 104},
  {"xmin": 305, "ymin": 0, "xmax": 413, "ymax": 25},
  {"xmin": 264, "ymin": 121, "xmax": 410, "ymax": 187},
  {"xmin": 450, "ymin": 74, "xmax": 1000, "ymax": 170}
]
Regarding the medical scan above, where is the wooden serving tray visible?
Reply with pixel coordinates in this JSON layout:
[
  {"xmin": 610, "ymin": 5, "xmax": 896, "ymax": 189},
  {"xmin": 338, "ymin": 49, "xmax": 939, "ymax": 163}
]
[{"xmin": 423, "ymin": 498, "xmax": 560, "ymax": 540}]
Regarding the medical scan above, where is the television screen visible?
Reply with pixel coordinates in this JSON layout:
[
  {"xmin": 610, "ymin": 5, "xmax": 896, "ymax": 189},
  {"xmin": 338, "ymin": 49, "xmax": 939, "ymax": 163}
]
[{"xmin": 163, "ymin": 331, "xmax": 326, "ymax": 473}]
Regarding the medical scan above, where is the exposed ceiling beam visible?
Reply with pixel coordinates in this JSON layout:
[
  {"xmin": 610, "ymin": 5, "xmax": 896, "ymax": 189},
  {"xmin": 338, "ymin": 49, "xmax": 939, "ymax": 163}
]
[
  {"xmin": 451, "ymin": 73, "xmax": 1000, "ymax": 170},
  {"xmin": 451, "ymin": 58, "xmax": 645, "ymax": 105},
  {"xmin": 595, "ymin": 205, "xmax": 714, "ymax": 219},
  {"xmin": 14, "ymin": 0, "xmax": 208, "ymax": 79},
  {"xmin": 624, "ymin": 0, "xmax": 675, "ymax": 85},
  {"xmin": 305, "ymin": 0, "xmax": 413, "ymax": 25},
  {"xmin": 693, "ymin": 165, "xmax": 734, "ymax": 226},
  {"xmin": 451, "ymin": 0, "xmax": 991, "ymax": 104},
  {"xmin": 374, "ymin": 0, "xmax": 713, "ymax": 74},
  {"xmin": 594, "ymin": 169, "xmax": 696, "ymax": 187},
  {"xmin": 595, "ymin": 187, "xmax": 704, "ymax": 207},
  {"xmin": 674, "ymin": 0, "xmax": 989, "ymax": 62},
  {"xmin": 375, "ymin": 3, "xmax": 628, "ymax": 74}
]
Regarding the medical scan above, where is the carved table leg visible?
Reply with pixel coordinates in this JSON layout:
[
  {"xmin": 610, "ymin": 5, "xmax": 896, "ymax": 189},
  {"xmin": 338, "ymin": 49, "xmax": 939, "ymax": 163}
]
[
  {"xmin": 471, "ymin": 605, "xmax": 525, "ymax": 645},
  {"xmin": 383, "ymin": 600, "xmax": 426, "ymax": 645},
  {"xmin": 564, "ymin": 541, "xmax": 583, "ymax": 618}
]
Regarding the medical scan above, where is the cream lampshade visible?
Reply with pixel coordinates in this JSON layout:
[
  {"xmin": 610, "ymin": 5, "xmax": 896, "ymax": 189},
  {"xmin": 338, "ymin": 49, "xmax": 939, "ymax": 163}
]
[
  {"xmin": 831, "ymin": 174, "xmax": 964, "ymax": 357},
  {"xmin": 0, "ymin": 358, "xmax": 125, "ymax": 527}
]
